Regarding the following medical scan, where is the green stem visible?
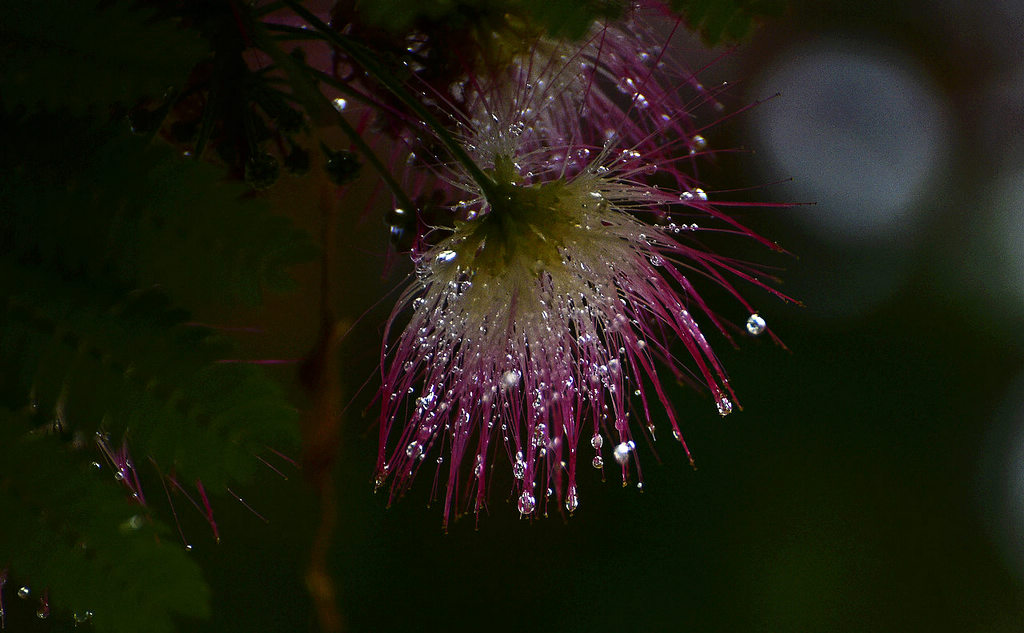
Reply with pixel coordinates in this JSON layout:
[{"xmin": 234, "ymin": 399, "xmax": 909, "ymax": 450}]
[
  {"xmin": 279, "ymin": 0, "xmax": 499, "ymax": 201},
  {"xmin": 332, "ymin": 107, "xmax": 416, "ymax": 213},
  {"xmin": 253, "ymin": 0, "xmax": 286, "ymax": 17},
  {"xmin": 249, "ymin": 18, "xmax": 415, "ymax": 212},
  {"xmin": 264, "ymin": 22, "xmax": 326, "ymax": 40}
]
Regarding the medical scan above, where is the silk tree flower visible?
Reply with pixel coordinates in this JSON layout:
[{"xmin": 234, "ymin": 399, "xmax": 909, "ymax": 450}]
[
  {"xmin": 373, "ymin": 8, "xmax": 789, "ymax": 528},
  {"xmin": 331, "ymin": 2, "xmax": 727, "ymax": 246}
]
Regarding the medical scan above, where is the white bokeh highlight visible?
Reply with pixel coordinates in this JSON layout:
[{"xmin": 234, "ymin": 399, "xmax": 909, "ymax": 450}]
[{"xmin": 752, "ymin": 40, "xmax": 949, "ymax": 244}]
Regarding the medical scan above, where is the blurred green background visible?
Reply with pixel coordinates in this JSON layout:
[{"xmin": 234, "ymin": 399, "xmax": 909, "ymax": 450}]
[{"xmin": 10, "ymin": 0, "xmax": 1024, "ymax": 630}]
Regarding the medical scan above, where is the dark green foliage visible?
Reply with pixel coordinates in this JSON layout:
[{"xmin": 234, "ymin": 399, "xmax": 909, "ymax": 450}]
[
  {"xmin": 0, "ymin": 1, "xmax": 313, "ymax": 628},
  {"xmin": 0, "ymin": 410, "xmax": 209, "ymax": 633},
  {"xmin": 517, "ymin": 0, "xmax": 625, "ymax": 39},
  {"xmin": 0, "ymin": 113, "xmax": 317, "ymax": 307},
  {"xmin": 0, "ymin": 264, "xmax": 300, "ymax": 489},
  {"xmin": 347, "ymin": 0, "xmax": 626, "ymax": 40},
  {"xmin": 342, "ymin": 0, "xmax": 778, "ymax": 42},
  {"xmin": 670, "ymin": 0, "xmax": 786, "ymax": 45},
  {"xmin": 0, "ymin": 0, "xmax": 207, "ymax": 113}
]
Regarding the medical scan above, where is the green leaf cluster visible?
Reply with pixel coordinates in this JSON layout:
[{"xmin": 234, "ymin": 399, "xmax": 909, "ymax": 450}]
[
  {"xmin": 670, "ymin": 0, "xmax": 786, "ymax": 45},
  {"xmin": 0, "ymin": 410, "xmax": 209, "ymax": 633},
  {"xmin": 0, "ymin": 2, "xmax": 314, "ymax": 630},
  {"xmin": 1, "ymin": 116, "xmax": 316, "ymax": 307},
  {"xmin": 342, "ymin": 0, "xmax": 780, "ymax": 42},
  {"xmin": 0, "ymin": 265, "xmax": 300, "ymax": 489},
  {"xmin": 347, "ymin": 0, "xmax": 626, "ymax": 40}
]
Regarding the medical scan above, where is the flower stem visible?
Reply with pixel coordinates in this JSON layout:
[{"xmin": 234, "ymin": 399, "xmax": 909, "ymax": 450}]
[
  {"xmin": 249, "ymin": 17, "xmax": 416, "ymax": 212},
  {"xmin": 279, "ymin": 0, "xmax": 500, "ymax": 201}
]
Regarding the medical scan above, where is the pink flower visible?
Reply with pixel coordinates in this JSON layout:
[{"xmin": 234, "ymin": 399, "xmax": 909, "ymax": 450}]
[{"xmin": 373, "ymin": 5, "xmax": 791, "ymax": 528}]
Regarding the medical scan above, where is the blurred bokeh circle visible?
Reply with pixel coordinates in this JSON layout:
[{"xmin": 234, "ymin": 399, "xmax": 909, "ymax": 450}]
[{"xmin": 751, "ymin": 39, "xmax": 950, "ymax": 246}]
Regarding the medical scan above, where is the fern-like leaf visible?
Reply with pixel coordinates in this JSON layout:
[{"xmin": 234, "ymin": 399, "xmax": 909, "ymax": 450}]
[
  {"xmin": 669, "ymin": 0, "xmax": 785, "ymax": 45},
  {"xmin": 0, "ymin": 111, "xmax": 317, "ymax": 308},
  {"xmin": 0, "ymin": 409, "xmax": 209, "ymax": 633},
  {"xmin": 0, "ymin": 262, "xmax": 299, "ymax": 490}
]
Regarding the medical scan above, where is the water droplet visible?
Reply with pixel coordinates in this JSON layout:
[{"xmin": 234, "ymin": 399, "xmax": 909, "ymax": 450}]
[
  {"xmin": 74, "ymin": 611, "xmax": 94, "ymax": 624},
  {"xmin": 332, "ymin": 97, "xmax": 347, "ymax": 111},
  {"xmin": 649, "ymin": 254, "xmax": 663, "ymax": 266},
  {"xmin": 695, "ymin": 188, "xmax": 708, "ymax": 201},
  {"xmin": 405, "ymin": 442, "xmax": 423, "ymax": 458},
  {"xmin": 691, "ymin": 135, "xmax": 707, "ymax": 150},
  {"xmin": 513, "ymin": 454, "xmax": 526, "ymax": 479},
  {"xmin": 590, "ymin": 433, "xmax": 603, "ymax": 449},
  {"xmin": 746, "ymin": 313, "xmax": 767, "ymax": 336},
  {"xmin": 613, "ymin": 442, "xmax": 633, "ymax": 465},
  {"xmin": 435, "ymin": 250, "xmax": 457, "ymax": 263},
  {"xmin": 592, "ymin": 455, "xmax": 604, "ymax": 468},
  {"xmin": 90, "ymin": 461, "xmax": 101, "ymax": 470},
  {"xmin": 565, "ymin": 485, "xmax": 579, "ymax": 513},
  {"xmin": 501, "ymin": 370, "xmax": 521, "ymax": 390},
  {"xmin": 17, "ymin": 586, "xmax": 30, "ymax": 600},
  {"xmin": 36, "ymin": 605, "xmax": 49, "ymax": 619},
  {"xmin": 517, "ymin": 491, "xmax": 536, "ymax": 515},
  {"xmin": 716, "ymin": 397, "xmax": 733, "ymax": 416}
]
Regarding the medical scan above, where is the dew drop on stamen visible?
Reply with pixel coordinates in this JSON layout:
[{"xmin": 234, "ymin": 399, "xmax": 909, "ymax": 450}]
[
  {"xmin": 613, "ymin": 441, "xmax": 633, "ymax": 465},
  {"xmin": 716, "ymin": 397, "xmax": 733, "ymax": 417},
  {"xmin": 501, "ymin": 370, "xmax": 521, "ymax": 390},
  {"xmin": 590, "ymin": 433, "xmax": 603, "ymax": 449},
  {"xmin": 565, "ymin": 485, "xmax": 579, "ymax": 513},
  {"xmin": 17, "ymin": 586, "xmax": 30, "ymax": 600},
  {"xmin": 691, "ymin": 134, "xmax": 707, "ymax": 151},
  {"xmin": 746, "ymin": 313, "xmax": 767, "ymax": 336},
  {"xmin": 592, "ymin": 455, "xmax": 604, "ymax": 468},
  {"xmin": 517, "ymin": 491, "xmax": 536, "ymax": 515},
  {"xmin": 406, "ymin": 442, "xmax": 423, "ymax": 458},
  {"xmin": 513, "ymin": 452, "xmax": 526, "ymax": 479}
]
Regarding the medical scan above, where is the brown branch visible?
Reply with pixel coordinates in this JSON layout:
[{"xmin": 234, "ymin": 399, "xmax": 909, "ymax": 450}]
[{"xmin": 299, "ymin": 165, "xmax": 347, "ymax": 633}]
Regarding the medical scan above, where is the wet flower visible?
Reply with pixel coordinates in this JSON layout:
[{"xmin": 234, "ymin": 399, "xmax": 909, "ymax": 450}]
[{"xmin": 374, "ymin": 5, "xmax": 790, "ymax": 527}]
